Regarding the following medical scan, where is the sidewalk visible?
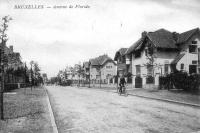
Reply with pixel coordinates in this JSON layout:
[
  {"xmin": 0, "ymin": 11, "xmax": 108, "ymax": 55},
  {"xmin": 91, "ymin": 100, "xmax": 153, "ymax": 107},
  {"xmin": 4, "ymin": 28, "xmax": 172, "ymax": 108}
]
[
  {"xmin": 127, "ymin": 88, "xmax": 200, "ymax": 107},
  {"xmin": 0, "ymin": 86, "xmax": 54, "ymax": 133}
]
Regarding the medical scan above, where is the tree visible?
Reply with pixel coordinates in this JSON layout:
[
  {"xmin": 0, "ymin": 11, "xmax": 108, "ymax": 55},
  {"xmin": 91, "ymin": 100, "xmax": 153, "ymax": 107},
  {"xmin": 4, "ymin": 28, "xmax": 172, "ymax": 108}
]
[
  {"xmin": 30, "ymin": 61, "xmax": 42, "ymax": 86},
  {"xmin": 75, "ymin": 62, "xmax": 84, "ymax": 87},
  {"xmin": 0, "ymin": 15, "xmax": 12, "ymax": 120},
  {"xmin": 144, "ymin": 41, "xmax": 162, "ymax": 83}
]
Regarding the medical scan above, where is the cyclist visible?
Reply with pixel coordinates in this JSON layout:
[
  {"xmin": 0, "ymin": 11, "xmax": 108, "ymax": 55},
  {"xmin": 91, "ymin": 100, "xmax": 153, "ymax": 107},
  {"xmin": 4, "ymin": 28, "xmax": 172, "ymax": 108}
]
[{"xmin": 119, "ymin": 75, "xmax": 126, "ymax": 94}]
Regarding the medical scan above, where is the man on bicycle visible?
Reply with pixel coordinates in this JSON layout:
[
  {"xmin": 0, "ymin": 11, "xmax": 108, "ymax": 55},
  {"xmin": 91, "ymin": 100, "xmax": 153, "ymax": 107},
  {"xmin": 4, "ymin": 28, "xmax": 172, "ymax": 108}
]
[{"xmin": 119, "ymin": 75, "xmax": 126, "ymax": 93}]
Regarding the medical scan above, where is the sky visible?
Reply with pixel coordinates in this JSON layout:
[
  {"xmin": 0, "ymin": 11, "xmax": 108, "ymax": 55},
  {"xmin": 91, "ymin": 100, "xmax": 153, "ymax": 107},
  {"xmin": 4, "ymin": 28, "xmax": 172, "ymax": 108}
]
[{"xmin": 0, "ymin": 0, "xmax": 200, "ymax": 77}]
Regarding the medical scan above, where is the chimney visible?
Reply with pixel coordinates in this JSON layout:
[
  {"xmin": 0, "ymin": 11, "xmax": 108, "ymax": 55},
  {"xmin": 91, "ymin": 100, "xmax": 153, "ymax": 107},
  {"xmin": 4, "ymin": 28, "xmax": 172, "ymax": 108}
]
[{"xmin": 9, "ymin": 45, "xmax": 13, "ymax": 52}]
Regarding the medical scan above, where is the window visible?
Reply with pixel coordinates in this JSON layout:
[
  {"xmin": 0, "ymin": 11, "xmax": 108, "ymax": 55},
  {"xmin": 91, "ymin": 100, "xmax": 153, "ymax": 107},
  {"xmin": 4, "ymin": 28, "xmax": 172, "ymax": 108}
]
[
  {"xmin": 164, "ymin": 64, "xmax": 169, "ymax": 74},
  {"xmin": 145, "ymin": 49, "xmax": 148, "ymax": 56},
  {"xmin": 192, "ymin": 60, "xmax": 198, "ymax": 64},
  {"xmin": 189, "ymin": 45, "xmax": 197, "ymax": 53},
  {"xmin": 136, "ymin": 65, "xmax": 141, "ymax": 76},
  {"xmin": 106, "ymin": 66, "xmax": 112, "ymax": 69},
  {"xmin": 180, "ymin": 64, "xmax": 184, "ymax": 70},
  {"xmin": 192, "ymin": 41, "xmax": 197, "ymax": 44},
  {"xmin": 147, "ymin": 65, "xmax": 153, "ymax": 76}
]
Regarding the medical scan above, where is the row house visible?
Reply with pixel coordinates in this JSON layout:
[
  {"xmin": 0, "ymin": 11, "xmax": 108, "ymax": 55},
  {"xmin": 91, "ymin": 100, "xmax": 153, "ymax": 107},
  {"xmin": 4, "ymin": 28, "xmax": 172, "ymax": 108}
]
[
  {"xmin": 125, "ymin": 28, "xmax": 200, "ymax": 88},
  {"xmin": 89, "ymin": 54, "xmax": 117, "ymax": 84}
]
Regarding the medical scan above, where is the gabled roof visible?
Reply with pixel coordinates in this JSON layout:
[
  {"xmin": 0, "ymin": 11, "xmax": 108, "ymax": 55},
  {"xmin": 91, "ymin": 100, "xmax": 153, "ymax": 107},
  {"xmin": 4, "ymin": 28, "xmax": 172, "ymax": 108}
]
[
  {"xmin": 126, "ymin": 28, "xmax": 200, "ymax": 55},
  {"xmin": 83, "ymin": 62, "xmax": 89, "ymax": 68},
  {"xmin": 90, "ymin": 54, "xmax": 115, "ymax": 66},
  {"xmin": 177, "ymin": 28, "xmax": 199, "ymax": 44},
  {"xmin": 147, "ymin": 29, "xmax": 177, "ymax": 49},
  {"xmin": 114, "ymin": 48, "xmax": 127, "ymax": 60},
  {"xmin": 119, "ymin": 48, "xmax": 128, "ymax": 55},
  {"xmin": 171, "ymin": 53, "xmax": 185, "ymax": 64},
  {"xmin": 126, "ymin": 38, "xmax": 143, "ymax": 55}
]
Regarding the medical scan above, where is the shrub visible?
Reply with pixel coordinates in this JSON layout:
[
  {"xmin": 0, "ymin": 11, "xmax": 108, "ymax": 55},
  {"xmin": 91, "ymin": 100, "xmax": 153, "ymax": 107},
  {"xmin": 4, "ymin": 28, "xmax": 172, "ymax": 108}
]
[
  {"xmin": 159, "ymin": 71, "xmax": 200, "ymax": 92},
  {"xmin": 146, "ymin": 75, "xmax": 154, "ymax": 84}
]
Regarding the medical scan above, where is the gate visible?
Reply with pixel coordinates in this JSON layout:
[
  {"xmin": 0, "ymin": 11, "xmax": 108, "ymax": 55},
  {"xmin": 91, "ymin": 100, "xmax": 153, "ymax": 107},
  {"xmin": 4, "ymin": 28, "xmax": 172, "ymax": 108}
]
[{"xmin": 135, "ymin": 76, "xmax": 142, "ymax": 88}]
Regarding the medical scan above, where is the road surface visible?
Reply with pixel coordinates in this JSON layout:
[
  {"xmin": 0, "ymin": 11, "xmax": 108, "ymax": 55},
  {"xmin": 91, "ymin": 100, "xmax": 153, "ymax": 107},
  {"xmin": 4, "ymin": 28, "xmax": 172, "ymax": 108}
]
[{"xmin": 46, "ymin": 86, "xmax": 200, "ymax": 133}]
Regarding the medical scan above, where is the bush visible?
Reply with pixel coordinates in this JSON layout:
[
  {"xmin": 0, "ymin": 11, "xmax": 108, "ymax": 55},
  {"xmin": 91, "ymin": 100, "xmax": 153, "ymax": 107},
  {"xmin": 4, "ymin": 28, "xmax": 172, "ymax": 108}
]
[
  {"xmin": 146, "ymin": 75, "xmax": 154, "ymax": 84},
  {"xmin": 60, "ymin": 80, "xmax": 72, "ymax": 86},
  {"xmin": 159, "ymin": 71, "xmax": 200, "ymax": 92}
]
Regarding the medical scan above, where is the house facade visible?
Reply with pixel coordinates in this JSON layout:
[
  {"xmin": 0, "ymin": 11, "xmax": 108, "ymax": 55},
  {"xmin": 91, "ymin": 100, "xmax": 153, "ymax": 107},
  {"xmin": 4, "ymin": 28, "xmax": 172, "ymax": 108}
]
[
  {"xmin": 172, "ymin": 29, "xmax": 200, "ymax": 73},
  {"xmin": 126, "ymin": 28, "xmax": 200, "ymax": 88},
  {"xmin": 89, "ymin": 54, "xmax": 117, "ymax": 84},
  {"xmin": 114, "ymin": 48, "xmax": 132, "ymax": 83},
  {"xmin": 3, "ymin": 45, "xmax": 26, "ymax": 85},
  {"xmin": 83, "ymin": 62, "xmax": 90, "ymax": 82}
]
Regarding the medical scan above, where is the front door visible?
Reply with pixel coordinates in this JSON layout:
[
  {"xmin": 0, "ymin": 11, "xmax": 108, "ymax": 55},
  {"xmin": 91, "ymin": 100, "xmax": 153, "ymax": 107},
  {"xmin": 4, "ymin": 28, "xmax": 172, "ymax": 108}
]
[{"xmin": 135, "ymin": 76, "xmax": 142, "ymax": 88}]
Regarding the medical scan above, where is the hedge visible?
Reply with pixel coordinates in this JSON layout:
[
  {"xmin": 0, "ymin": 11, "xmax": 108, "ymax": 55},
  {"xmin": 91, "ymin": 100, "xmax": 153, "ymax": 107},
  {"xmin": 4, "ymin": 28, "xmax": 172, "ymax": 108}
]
[{"xmin": 159, "ymin": 72, "xmax": 200, "ymax": 92}]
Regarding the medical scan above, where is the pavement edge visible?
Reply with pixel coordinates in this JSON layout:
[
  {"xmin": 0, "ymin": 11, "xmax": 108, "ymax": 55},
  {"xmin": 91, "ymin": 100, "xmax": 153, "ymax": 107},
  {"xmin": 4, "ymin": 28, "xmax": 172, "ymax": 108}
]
[
  {"xmin": 44, "ymin": 87, "xmax": 59, "ymax": 133},
  {"xmin": 128, "ymin": 93, "xmax": 200, "ymax": 108}
]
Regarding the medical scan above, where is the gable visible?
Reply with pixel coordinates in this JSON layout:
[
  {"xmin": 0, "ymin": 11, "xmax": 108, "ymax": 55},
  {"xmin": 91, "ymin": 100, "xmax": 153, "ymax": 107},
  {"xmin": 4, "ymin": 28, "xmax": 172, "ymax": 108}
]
[
  {"xmin": 101, "ymin": 59, "xmax": 116, "ymax": 67},
  {"xmin": 126, "ymin": 28, "xmax": 179, "ymax": 55},
  {"xmin": 178, "ymin": 32, "xmax": 200, "ymax": 52},
  {"xmin": 177, "ymin": 28, "xmax": 200, "ymax": 44}
]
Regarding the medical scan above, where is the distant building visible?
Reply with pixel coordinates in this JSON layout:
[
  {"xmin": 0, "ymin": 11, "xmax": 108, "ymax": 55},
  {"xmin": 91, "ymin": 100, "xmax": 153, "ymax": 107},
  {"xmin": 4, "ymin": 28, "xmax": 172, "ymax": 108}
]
[
  {"xmin": 114, "ymin": 48, "xmax": 132, "ymax": 83},
  {"xmin": 83, "ymin": 62, "xmax": 90, "ymax": 82},
  {"xmin": 89, "ymin": 54, "xmax": 117, "ymax": 84}
]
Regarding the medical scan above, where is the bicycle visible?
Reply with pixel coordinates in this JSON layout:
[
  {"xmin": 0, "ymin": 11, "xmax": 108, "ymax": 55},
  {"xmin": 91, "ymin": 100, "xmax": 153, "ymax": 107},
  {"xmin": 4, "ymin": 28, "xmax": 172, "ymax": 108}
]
[{"xmin": 118, "ymin": 85, "xmax": 128, "ymax": 96}]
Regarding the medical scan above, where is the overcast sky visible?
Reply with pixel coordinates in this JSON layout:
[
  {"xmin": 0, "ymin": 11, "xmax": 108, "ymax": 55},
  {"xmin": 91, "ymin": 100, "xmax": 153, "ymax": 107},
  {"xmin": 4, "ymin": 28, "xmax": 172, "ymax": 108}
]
[{"xmin": 0, "ymin": 0, "xmax": 200, "ymax": 77}]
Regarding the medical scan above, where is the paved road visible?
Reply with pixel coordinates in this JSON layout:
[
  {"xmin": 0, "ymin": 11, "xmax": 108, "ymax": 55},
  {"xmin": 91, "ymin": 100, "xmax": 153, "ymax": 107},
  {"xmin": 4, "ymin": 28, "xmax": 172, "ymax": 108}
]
[{"xmin": 46, "ymin": 86, "xmax": 200, "ymax": 133}]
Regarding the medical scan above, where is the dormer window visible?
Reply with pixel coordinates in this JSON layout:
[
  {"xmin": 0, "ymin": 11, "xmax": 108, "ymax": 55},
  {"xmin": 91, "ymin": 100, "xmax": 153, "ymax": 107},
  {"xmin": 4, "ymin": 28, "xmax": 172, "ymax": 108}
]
[{"xmin": 189, "ymin": 45, "xmax": 197, "ymax": 53}]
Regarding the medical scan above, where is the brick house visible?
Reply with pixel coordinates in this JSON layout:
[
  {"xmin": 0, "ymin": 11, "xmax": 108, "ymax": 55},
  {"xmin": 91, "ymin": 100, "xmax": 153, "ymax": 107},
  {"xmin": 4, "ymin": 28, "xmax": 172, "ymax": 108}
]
[
  {"xmin": 89, "ymin": 54, "xmax": 117, "ymax": 84},
  {"xmin": 125, "ymin": 28, "xmax": 200, "ymax": 88}
]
